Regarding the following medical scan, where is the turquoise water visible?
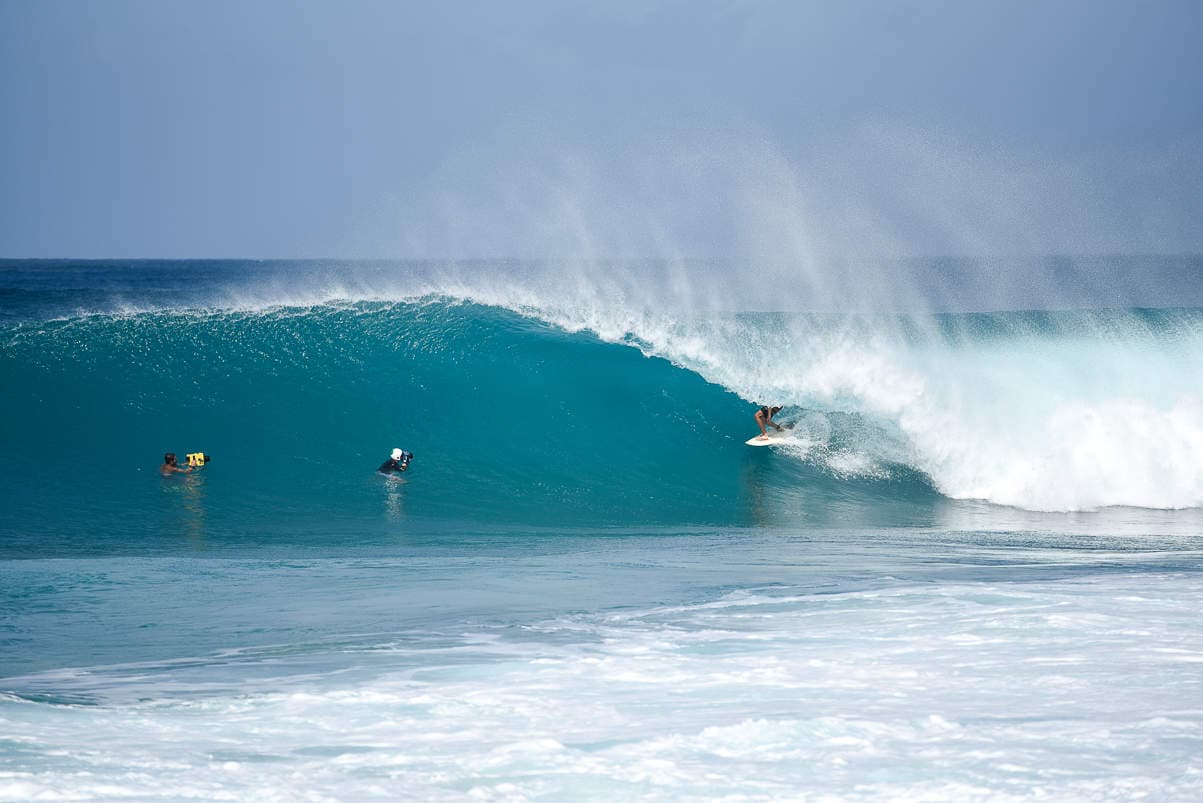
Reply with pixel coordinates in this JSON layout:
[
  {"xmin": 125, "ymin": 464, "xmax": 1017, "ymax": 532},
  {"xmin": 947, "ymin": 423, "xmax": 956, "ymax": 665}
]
[{"xmin": 3, "ymin": 260, "xmax": 1203, "ymax": 799}]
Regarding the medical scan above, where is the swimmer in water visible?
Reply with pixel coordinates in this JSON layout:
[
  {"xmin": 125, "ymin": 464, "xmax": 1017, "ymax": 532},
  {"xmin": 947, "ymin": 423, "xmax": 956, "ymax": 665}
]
[
  {"xmin": 160, "ymin": 453, "xmax": 195, "ymax": 476},
  {"xmin": 378, "ymin": 447, "xmax": 413, "ymax": 474}
]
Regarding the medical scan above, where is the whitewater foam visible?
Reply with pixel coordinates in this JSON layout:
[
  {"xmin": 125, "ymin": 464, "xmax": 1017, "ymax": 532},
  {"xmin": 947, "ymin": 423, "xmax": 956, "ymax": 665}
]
[
  {"xmin": 506, "ymin": 302, "xmax": 1203, "ymax": 512},
  {"xmin": 4, "ymin": 567, "xmax": 1202, "ymax": 801}
]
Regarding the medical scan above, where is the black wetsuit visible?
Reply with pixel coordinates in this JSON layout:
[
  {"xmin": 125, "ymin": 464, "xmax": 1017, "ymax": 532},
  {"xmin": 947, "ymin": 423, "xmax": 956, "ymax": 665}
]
[{"xmin": 378, "ymin": 452, "xmax": 412, "ymax": 473}]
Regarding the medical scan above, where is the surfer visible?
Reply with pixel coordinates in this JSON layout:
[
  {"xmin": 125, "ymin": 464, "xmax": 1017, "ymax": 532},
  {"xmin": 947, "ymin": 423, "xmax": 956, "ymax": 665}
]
[
  {"xmin": 378, "ymin": 447, "xmax": 413, "ymax": 474},
  {"xmin": 754, "ymin": 405, "xmax": 784, "ymax": 438},
  {"xmin": 160, "ymin": 453, "xmax": 196, "ymax": 476}
]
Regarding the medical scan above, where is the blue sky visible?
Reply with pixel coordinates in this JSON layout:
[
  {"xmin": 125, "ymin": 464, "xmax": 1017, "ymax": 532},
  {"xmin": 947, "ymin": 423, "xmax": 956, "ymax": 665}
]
[{"xmin": 2, "ymin": 0, "xmax": 1201, "ymax": 258}]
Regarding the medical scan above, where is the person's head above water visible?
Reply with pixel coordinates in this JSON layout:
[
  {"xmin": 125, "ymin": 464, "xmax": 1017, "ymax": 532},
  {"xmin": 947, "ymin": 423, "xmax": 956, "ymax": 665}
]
[
  {"xmin": 163, "ymin": 453, "xmax": 177, "ymax": 465},
  {"xmin": 379, "ymin": 447, "xmax": 412, "ymax": 474}
]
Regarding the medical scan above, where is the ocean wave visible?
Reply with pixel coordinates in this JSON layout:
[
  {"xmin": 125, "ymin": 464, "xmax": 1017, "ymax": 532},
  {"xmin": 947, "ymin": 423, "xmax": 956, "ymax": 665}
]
[
  {"xmin": 4, "ymin": 292, "xmax": 1202, "ymax": 518},
  {"xmin": 5, "ymin": 255, "xmax": 1203, "ymax": 516}
]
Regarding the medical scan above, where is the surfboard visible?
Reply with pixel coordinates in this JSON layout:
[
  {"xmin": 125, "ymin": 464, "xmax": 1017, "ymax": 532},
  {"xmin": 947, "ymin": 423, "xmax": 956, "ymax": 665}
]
[{"xmin": 746, "ymin": 430, "xmax": 789, "ymax": 446}]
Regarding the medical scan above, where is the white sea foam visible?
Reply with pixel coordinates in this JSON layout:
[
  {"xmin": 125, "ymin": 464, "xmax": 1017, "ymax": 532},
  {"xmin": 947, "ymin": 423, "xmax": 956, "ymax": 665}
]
[{"xmin": 3, "ymin": 572, "xmax": 1202, "ymax": 800}]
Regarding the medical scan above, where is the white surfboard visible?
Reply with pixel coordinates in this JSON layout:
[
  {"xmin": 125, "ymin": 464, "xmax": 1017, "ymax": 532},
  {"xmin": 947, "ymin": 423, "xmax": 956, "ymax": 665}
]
[{"xmin": 745, "ymin": 430, "xmax": 789, "ymax": 446}]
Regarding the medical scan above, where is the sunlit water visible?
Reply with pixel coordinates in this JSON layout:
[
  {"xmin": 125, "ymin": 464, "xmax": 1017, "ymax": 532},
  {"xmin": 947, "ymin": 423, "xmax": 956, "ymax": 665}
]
[{"xmin": 3, "ymin": 260, "xmax": 1203, "ymax": 800}]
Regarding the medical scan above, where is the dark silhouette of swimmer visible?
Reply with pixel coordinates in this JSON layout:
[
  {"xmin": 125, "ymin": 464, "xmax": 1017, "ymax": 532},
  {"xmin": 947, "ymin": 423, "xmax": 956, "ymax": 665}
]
[{"xmin": 378, "ymin": 448, "xmax": 413, "ymax": 474}]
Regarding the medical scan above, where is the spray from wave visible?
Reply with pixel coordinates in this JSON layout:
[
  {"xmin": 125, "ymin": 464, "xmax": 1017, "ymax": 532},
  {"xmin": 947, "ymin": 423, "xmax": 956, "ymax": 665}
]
[
  {"xmin": 5, "ymin": 122, "xmax": 1202, "ymax": 515},
  {"xmin": 5, "ymin": 259, "xmax": 1203, "ymax": 514}
]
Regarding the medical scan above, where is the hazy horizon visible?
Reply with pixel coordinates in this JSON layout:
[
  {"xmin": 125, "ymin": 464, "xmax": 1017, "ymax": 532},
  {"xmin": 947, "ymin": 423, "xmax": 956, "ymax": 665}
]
[{"xmin": 3, "ymin": 1, "xmax": 1201, "ymax": 260}]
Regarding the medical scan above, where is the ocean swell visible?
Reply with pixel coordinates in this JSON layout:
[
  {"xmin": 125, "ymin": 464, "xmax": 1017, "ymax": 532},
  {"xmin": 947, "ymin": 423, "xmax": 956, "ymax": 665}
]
[{"xmin": 3, "ymin": 260, "xmax": 1202, "ymax": 518}]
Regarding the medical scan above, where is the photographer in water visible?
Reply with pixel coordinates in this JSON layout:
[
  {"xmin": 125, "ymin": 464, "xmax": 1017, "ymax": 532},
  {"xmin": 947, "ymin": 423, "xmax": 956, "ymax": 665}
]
[
  {"xmin": 160, "ymin": 452, "xmax": 210, "ymax": 476},
  {"xmin": 161, "ymin": 453, "xmax": 191, "ymax": 476},
  {"xmin": 378, "ymin": 447, "xmax": 413, "ymax": 474}
]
